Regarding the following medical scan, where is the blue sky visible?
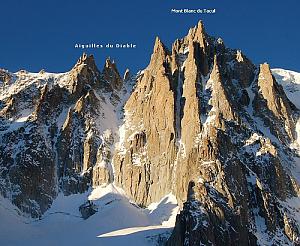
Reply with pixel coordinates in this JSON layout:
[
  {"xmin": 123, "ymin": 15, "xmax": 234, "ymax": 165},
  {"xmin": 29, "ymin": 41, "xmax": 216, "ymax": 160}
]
[{"xmin": 1, "ymin": 0, "xmax": 299, "ymax": 74}]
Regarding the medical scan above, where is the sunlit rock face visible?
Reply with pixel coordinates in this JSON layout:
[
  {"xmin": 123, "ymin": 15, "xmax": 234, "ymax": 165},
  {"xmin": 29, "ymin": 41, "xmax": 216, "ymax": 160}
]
[{"xmin": 113, "ymin": 21, "xmax": 300, "ymax": 245}]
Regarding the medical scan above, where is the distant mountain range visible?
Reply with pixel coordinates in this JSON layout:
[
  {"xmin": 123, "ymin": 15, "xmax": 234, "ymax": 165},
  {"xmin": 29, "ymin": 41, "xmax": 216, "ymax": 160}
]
[{"xmin": 1, "ymin": 21, "xmax": 300, "ymax": 246}]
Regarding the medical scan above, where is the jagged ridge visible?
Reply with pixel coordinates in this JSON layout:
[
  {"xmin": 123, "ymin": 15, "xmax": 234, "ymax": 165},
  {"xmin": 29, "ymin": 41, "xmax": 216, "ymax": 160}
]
[{"xmin": 0, "ymin": 21, "xmax": 300, "ymax": 246}]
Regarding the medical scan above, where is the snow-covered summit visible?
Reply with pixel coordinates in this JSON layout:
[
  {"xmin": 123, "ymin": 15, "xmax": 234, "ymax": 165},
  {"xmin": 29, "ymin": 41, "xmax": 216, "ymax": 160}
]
[{"xmin": 272, "ymin": 68, "xmax": 300, "ymax": 109}]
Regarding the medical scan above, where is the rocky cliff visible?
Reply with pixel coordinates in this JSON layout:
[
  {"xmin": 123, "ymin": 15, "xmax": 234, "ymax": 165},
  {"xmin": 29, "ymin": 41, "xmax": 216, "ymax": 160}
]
[
  {"xmin": 0, "ymin": 53, "xmax": 133, "ymax": 216},
  {"xmin": 1, "ymin": 21, "xmax": 300, "ymax": 245}
]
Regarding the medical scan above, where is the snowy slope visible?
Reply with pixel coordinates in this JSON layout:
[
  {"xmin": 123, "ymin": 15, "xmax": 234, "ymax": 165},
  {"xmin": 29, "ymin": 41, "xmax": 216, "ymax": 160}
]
[
  {"xmin": 272, "ymin": 69, "xmax": 300, "ymax": 241},
  {"xmin": 272, "ymin": 68, "xmax": 300, "ymax": 150},
  {"xmin": 272, "ymin": 69, "xmax": 300, "ymax": 146},
  {"xmin": 272, "ymin": 69, "xmax": 300, "ymax": 109},
  {"xmin": 0, "ymin": 184, "xmax": 178, "ymax": 246},
  {"xmin": 0, "ymin": 70, "xmax": 69, "ymax": 101}
]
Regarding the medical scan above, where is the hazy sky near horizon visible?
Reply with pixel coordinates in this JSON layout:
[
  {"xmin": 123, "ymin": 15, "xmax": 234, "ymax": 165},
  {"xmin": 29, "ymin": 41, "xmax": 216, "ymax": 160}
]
[{"xmin": 1, "ymin": 0, "xmax": 299, "ymax": 74}]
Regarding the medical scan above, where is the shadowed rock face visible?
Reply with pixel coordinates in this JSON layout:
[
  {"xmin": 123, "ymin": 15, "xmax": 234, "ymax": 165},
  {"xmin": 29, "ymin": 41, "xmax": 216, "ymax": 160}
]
[
  {"xmin": 1, "ymin": 21, "xmax": 300, "ymax": 245},
  {"xmin": 0, "ymin": 53, "xmax": 126, "ymax": 216},
  {"xmin": 0, "ymin": 69, "xmax": 13, "ymax": 85},
  {"xmin": 102, "ymin": 58, "xmax": 123, "ymax": 91}
]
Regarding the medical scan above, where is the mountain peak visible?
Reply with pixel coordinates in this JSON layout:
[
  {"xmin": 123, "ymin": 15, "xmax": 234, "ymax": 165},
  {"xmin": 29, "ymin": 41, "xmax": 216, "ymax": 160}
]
[
  {"xmin": 196, "ymin": 20, "xmax": 205, "ymax": 33},
  {"xmin": 104, "ymin": 57, "xmax": 117, "ymax": 71},
  {"xmin": 123, "ymin": 68, "xmax": 131, "ymax": 81},
  {"xmin": 102, "ymin": 57, "xmax": 123, "ymax": 90},
  {"xmin": 75, "ymin": 53, "xmax": 97, "ymax": 68},
  {"xmin": 72, "ymin": 53, "xmax": 100, "ymax": 79},
  {"xmin": 256, "ymin": 62, "xmax": 296, "ymax": 142},
  {"xmin": 260, "ymin": 62, "xmax": 270, "ymax": 70},
  {"xmin": 258, "ymin": 63, "xmax": 274, "ymax": 86},
  {"xmin": 148, "ymin": 36, "xmax": 171, "ymax": 74},
  {"xmin": 186, "ymin": 19, "xmax": 207, "ymax": 44},
  {"xmin": 0, "ymin": 69, "xmax": 13, "ymax": 85},
  {"xmin": 153, "ymin": 36, "xmax": 166, "ymax": 53}
]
